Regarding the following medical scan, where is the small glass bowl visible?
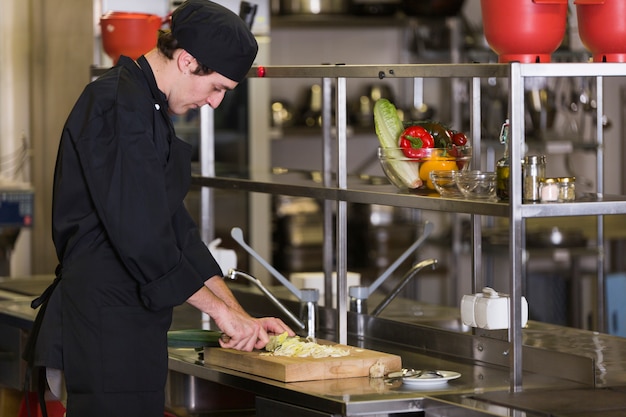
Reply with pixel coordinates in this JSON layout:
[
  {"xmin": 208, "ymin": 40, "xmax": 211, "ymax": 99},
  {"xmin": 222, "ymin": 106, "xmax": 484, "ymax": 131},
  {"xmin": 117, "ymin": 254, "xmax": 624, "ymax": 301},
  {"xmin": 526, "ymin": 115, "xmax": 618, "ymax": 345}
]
[
  {"xmin": 456, "ymin": 170, "xmax": 497, "ymax": 200},
  {"xmin": 430, "ymin": 170, "xmax": 463, "ymax": 198}
]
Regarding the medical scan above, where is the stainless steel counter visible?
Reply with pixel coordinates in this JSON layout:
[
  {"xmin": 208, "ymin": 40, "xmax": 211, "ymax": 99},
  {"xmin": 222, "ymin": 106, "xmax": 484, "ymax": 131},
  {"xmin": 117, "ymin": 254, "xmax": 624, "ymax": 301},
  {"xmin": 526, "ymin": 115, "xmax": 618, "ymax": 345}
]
[
  {"xmin": 167, "ymin": 342, "xmax": 584, "ymax": 416},
  {"xmin": 2, "ymin": 276, "xmax": 626, "ymax": 416}
]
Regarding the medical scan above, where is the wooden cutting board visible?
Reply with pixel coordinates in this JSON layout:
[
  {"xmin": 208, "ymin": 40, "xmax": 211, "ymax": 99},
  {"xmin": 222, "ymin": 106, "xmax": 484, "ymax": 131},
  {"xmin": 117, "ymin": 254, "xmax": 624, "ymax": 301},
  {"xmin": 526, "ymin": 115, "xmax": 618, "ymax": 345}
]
[{"xmin": 204, "ymin": 341, "xmax": 402, "ymax": 382}]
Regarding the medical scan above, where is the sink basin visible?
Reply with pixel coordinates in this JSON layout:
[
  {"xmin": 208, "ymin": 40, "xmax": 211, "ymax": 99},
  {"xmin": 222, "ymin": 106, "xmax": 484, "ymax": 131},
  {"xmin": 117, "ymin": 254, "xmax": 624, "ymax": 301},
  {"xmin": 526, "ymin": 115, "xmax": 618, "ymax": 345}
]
[
  {"xmin": 379, "ymin": 303, "xmax": 471, "ymax": 334},
  {"xmin": 409, "ymin": 317, "xmax": 471, "ymax": 333}
]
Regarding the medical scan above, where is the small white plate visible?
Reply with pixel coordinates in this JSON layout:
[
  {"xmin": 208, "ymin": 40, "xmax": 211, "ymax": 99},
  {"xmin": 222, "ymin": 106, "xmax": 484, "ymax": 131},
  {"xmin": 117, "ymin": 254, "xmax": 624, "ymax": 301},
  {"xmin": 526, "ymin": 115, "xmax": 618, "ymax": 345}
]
[{"xmin": 389, "ymin": 370, "xmax": 461, "ymax": 387}]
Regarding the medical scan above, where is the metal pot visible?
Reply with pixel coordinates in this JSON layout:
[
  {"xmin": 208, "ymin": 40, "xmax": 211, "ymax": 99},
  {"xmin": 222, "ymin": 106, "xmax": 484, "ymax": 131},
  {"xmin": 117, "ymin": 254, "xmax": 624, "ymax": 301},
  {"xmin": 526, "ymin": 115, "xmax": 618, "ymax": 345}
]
[{"xmin": 279, "ymin": 0, "xmax": 348, "ymax": 14}]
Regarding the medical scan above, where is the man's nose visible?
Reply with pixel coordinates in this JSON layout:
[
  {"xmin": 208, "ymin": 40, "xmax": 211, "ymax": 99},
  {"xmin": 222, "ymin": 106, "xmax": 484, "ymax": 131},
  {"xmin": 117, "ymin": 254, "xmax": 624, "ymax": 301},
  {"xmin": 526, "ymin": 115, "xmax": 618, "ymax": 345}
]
[{"xmin": 206, "ymin": 92, "xmax": 225, "ymax": 109}]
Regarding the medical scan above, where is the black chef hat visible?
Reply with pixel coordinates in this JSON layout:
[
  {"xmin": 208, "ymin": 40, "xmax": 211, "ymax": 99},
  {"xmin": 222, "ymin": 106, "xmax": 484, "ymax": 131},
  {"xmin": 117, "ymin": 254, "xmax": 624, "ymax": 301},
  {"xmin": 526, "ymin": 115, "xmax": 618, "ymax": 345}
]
[{"xmin": 171, "ymin": 0, "xmax": 258, "ymax": 83}]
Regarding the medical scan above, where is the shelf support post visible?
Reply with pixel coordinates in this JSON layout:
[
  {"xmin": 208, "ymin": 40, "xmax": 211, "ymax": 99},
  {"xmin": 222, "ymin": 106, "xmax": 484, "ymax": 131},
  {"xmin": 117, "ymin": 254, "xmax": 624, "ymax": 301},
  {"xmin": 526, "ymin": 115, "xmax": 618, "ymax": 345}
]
[
  {"xmin": 595, "ymin": 75, "xmax": 606, "ymax": 333},
  {"xmin": 321, "ymin": 75, "xmax": 335, "ymax": 311},
  {"xmin": 508, "ymin": 62, "xmax": 525, "ymax": 392},
  {"xmin": 335, "ymin": 75, "xmax": 348, "ymax": 345}
]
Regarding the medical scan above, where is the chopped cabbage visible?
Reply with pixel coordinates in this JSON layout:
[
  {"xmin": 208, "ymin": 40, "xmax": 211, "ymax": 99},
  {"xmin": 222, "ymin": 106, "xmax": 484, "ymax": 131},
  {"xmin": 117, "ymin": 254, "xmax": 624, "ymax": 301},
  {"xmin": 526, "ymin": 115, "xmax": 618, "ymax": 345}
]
[{"xmin": 263, "ymin": 332, "xmax": 350, "ymax": 358}]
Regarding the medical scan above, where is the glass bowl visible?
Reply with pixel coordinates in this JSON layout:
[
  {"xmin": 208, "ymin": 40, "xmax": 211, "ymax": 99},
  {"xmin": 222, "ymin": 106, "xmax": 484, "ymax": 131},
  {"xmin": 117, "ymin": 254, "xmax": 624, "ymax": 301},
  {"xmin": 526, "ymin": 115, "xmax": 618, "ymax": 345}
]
[
  {"xmin": 430, "ymin": 170, "xmax": 463, "ymax": 197},
  {"xmin": 377, "ymin": 146, "xmax": 472, "ymax": 191},
  {"xmin": 456, "ymin": 170, "xmax": 497, "ymax": 200}
]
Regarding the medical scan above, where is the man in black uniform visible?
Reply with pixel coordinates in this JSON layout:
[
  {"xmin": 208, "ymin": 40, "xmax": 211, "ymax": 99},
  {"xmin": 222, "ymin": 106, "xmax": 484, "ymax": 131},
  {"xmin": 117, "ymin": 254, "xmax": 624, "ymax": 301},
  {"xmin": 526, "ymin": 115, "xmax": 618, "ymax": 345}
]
[{"xmin": 26, "ymin": 1, "xmax": 294, "ymax": 416}]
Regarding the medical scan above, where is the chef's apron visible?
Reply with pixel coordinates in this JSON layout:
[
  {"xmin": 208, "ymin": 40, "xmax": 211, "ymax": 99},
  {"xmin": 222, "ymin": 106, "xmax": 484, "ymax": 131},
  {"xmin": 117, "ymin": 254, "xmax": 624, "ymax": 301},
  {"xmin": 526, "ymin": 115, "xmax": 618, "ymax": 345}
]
[{"xmin": 23, "ymin": 56, "xmax": 195, "ymax": 417}]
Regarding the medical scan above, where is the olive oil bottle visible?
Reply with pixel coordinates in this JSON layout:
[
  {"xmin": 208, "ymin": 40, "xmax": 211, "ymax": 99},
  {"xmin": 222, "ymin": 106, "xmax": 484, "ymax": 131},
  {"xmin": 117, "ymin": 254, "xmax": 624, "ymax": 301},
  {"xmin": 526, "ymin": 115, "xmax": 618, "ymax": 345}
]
[{"xmin": 496, "ymin": 120, "xmax": 510, "ymax": 201}]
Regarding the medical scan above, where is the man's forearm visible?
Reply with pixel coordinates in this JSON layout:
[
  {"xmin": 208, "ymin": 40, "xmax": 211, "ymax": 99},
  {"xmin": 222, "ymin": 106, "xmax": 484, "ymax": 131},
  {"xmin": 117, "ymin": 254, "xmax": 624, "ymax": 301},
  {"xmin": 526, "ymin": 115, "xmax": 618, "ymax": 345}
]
[{"xmin": 204, "ymin": 275, "xmax": 247, "ymax": 314}]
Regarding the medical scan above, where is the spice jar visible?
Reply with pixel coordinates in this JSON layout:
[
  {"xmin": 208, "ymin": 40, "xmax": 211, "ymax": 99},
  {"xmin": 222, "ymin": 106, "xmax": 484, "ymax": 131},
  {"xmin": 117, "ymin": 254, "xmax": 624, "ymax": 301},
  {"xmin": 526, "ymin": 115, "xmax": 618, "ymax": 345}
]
[
  {"xmin": 540, "ymin": 178, "xmax": 559, "ymax": 202},
  {"xmin": 557, "ymin": 176, "xmax": 576, "ymax": 202},
  {"xmin": 522, "ymin": 155, "xmax": 546, "ymax": 202}
]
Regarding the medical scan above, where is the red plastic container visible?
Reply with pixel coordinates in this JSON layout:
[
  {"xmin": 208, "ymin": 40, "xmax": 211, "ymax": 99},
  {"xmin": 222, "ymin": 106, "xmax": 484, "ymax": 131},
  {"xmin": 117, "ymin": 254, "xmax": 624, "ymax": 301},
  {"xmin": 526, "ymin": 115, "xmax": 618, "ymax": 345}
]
[
  {"xmin": 576, "ymin": 0, "xmax": 626, "ymax": 62},
  {"xmin": 481, "ymin": 0, "xmax": 568, "ymax": 63},
  {"xmin": 100, "ymin": 12, "xmax": 164, "ymax": 64}
]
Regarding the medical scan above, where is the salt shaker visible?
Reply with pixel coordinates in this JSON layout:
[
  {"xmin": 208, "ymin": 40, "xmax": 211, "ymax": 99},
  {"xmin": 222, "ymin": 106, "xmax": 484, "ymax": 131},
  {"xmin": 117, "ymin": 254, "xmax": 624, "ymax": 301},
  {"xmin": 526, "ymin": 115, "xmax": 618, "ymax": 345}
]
[{"xmin": 522, "ymin": 155, "xmax": 546, "ymax": 202}]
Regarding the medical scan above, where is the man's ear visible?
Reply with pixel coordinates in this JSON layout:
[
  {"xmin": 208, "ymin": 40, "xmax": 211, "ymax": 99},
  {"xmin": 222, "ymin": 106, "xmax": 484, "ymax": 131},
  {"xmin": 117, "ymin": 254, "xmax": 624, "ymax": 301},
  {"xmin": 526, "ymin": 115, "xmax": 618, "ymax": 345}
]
[{"xmin": 177, "ymin": 49, "xmax": 196, "ymax": 74}]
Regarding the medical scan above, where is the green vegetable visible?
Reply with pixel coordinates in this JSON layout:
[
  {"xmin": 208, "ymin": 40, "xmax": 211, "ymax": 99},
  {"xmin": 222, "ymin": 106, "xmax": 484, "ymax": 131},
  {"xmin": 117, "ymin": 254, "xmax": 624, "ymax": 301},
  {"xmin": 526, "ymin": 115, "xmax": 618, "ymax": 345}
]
[
  {"xmin": 167, "ymin": 329, "xmax": 223, "ymax": 349},
  {"xmin": 374, "ymin": 99, "xmax": 422, "ymax": 189},
  {"xmin": 373, "ymin": 98, "xmax": 404, "ymax": 148}
]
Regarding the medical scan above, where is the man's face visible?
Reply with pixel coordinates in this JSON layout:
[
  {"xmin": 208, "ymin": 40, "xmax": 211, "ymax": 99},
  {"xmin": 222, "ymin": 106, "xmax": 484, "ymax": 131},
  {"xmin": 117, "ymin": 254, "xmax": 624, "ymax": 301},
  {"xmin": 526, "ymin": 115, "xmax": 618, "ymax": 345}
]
[{"xmin": 168, "ymin": 67, "xmax": 238, "ymax": 115}]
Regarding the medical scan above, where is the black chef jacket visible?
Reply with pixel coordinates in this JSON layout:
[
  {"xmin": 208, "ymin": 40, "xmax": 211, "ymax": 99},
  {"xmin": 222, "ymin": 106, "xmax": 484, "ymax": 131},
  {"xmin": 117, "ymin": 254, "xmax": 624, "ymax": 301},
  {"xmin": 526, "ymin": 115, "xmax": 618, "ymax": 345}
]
[{"xmin": 32, "ymin": 55, "xmax": 222, "ymax": 417}]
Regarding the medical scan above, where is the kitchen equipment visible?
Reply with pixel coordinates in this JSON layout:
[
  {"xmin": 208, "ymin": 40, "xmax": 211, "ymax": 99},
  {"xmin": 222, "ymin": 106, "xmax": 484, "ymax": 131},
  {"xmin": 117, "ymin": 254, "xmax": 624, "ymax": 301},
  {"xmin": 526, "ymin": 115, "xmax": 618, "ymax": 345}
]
[
  {"xmin": 526, "ymin": 86, "xmax": 557, "ymax": 139},
  {"xmin": 349, "ymin": 0, "xmax": 401, "ymax": 16},
  {"xmin": 239, "ymin": 1, "xmax": 258, "ymax": 29},
  {"xmin": 370, "ymin": 258, "xmax": 438, "ymax": 317},
  {"xmin": 480, "ymin": 0, "xmax": 568, "ymax": 63},
  {"xmin": 299, "ymin": 84, "xmax": 335, "ymax": 127},
  {"xmin": 278, "ymin": 0, "xmax": 348, "ymax": 14},
  {"xmin": 349, "ymin": 221, "xmax": 434, "ymax": 315},
  {"xmin": 496, "ymin": 119, "xmax": 510, "ymax": 201},
  {"xmin": 377, "ymin": 146, "xmax": 471, "ymax": 191},
  {"xmin": 557, "ymin": 176, "xmax": 576, "ymax": 202},
  {"xmin": 539, "ymin": 178, "xmax": 559, "ymax": 202},
  {"xmin": 522, "ymin": 155, "xmax": 546, "ymax": 202},
  {"xmin": 430, "ymin": 170, "xmax": 462, "ymax": 198},
  {"xmin": 226, "ymin": 268, "xmax": 316, "ymax": 339},
  {"xmin": 388, "ymin": 369, "xmax": 461, "ymax": 387},
  {"xmin": 290, "ymin": 271, "xmax": 361, "ymax": 300},
  {"xmin": 461, "ymin": 287, "xmax": 529, "ymax": 330},
  {"xmin": 167, "ymin": 329, "xmax": 225, "ymax": 349},
  {"xmin": 270, "ymin": 100, "xmax": 295, "ymax": 128},
  {"xmin": 401, "ymin": 0, "xmax": 465, "ymax": 16},
  {"xmin": 204, "ymin": 342, "xmax": 401, "ymax": 382},
  {"xmin": 350, "ymin": 84, "xmax": 395, "ymax": 128},
  {"xmin": 455, "ymin": 170, "xmax": 497, "ymax": 200},
  {"xmin": 100, "ymin": 11, "xmax": 165, "ymax": 64},
  {"xmin": 575, "ymin": 0, "xmax": 626, "ymax": 62}
]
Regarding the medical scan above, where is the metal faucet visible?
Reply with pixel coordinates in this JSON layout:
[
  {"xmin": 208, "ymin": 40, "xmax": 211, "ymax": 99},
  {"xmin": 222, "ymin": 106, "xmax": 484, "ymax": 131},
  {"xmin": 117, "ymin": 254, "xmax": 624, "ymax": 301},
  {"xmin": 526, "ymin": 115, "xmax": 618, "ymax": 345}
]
[
  {"xmin": 370, "ymin": 258, "xmax": 438, "ymax": 317},
  {"xmin": 349, "ymin": 221, "xmax": 435, "ymax": 315},
  {"xmin": 226, "ymin": 268, "xmax": 318, "ymax": 340}
]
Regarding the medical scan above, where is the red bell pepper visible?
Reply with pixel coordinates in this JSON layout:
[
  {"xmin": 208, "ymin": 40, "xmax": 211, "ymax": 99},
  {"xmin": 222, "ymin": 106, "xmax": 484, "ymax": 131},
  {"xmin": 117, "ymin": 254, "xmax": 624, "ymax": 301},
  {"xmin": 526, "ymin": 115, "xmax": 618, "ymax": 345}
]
[{"xmin": 398, "ymin": 125, "xmax": 434, "ymax": 158}]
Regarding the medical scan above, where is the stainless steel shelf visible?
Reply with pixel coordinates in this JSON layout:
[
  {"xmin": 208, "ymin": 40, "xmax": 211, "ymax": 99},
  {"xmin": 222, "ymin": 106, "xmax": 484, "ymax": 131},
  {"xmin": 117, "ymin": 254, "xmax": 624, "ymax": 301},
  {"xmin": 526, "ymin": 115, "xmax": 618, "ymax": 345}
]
[
  {"xmin": 191, "ymin": 174, "xmax": 509, "ymax": 216},
  {"xmin": 248, "ymin": 62, "xmax": 510, "ymax": 79},
  {"xmin": 247, "ymin": 62, "xmax": 626, "ymax": 80},
  {"xmin": 521, "ymin": 194, "xmax": 626, "ymax": 217},
  {"xmin": 193, "ymin": 174, "xmax": 626, "ymax": 218}
]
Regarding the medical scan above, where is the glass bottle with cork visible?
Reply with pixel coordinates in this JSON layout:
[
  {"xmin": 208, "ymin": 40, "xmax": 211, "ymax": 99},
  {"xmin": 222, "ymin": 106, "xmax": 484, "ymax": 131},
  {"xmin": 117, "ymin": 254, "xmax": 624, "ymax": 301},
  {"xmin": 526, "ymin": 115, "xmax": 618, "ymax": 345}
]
[{"xmin": 496, "ymin": 120, "xmax": 510, "ymax": 201}]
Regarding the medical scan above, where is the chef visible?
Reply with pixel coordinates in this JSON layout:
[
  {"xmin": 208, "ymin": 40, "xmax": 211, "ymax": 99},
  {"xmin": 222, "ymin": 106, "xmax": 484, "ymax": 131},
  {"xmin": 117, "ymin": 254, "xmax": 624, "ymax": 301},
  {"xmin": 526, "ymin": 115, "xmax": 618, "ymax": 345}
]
[{"xmin": 23, "ymin": 1, "xmax": 294, "ymax": 416}]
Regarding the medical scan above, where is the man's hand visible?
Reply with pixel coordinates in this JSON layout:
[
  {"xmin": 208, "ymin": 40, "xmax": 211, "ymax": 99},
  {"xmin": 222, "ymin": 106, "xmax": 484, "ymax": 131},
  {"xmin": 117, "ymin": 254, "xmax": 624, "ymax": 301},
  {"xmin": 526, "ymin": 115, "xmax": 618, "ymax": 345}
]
[
  {"xmin": 216, "ymin": 312, "xmax": 295, "ymax": 351},
  {"xmin": 187, "ymin": 283, "xmax": 295, "ymax": 351}
]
